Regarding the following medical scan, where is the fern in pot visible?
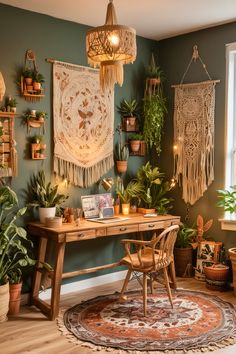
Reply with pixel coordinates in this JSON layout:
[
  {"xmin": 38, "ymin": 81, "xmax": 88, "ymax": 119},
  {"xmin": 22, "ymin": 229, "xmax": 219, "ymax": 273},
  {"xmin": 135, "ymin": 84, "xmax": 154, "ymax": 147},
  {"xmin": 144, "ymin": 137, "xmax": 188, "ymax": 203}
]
[{"xmin": 26, "ymin": 170, "xmax": 68, "ymax": 224}]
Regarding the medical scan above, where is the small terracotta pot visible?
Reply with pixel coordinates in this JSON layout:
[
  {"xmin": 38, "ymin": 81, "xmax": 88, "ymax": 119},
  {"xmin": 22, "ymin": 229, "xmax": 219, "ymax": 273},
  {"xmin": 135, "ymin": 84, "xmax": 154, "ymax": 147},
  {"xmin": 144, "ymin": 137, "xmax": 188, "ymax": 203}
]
[
  {"xmin": 130, "ymin": 140, "xmax": 140, "ymax": 152},
  {"xmin": 33, "ymin": 82, "xmax": 41, "ymax": 91},
  {"xmin": 8, "ymin": 282, "xmax": 22, "ymax": 315},
  {"xmin": 116, "ymin": 160, "xmax": 128, "ymax": 173},
  {"xmin": 114, "ymin": 204, "xmax": 120, "ymax": 216}
]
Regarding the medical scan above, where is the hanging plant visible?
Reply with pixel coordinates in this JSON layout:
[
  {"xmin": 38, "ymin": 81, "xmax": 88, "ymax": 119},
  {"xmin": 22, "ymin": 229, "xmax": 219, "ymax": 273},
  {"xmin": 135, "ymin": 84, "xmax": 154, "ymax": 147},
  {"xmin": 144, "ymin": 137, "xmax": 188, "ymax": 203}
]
[
  {"xmin": 143, "ymin": 90, "xmax": 167, "ymax": 155},
  {"xmin": 143, "ymin": 56, "xmax": 167, "ymax": 156}
]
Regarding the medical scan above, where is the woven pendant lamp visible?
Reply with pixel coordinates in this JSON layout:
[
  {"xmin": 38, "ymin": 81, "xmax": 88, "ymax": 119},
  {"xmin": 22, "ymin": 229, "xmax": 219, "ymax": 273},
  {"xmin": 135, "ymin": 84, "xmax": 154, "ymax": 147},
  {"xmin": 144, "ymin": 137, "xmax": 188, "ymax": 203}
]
[{"xmin": 86, "ymin": 0, "xmax": 136, "ymax": 92}]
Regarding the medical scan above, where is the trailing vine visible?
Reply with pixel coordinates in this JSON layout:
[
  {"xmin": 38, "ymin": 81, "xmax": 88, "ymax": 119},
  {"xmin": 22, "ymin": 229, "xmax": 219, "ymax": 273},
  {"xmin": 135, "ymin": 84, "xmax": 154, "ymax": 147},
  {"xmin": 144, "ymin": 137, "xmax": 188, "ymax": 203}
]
[{"xmin": 143, "ymin": 56, "xmax": 167, "ymax": 156}]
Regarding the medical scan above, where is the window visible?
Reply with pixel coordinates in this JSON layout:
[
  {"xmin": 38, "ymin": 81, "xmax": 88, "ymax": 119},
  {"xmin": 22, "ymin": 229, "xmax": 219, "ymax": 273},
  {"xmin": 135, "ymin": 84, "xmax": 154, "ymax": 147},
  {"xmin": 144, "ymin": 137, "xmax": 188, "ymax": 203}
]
[{"xmin": 225, "ymin": 42, "xmax": 236, "ymax": 189}]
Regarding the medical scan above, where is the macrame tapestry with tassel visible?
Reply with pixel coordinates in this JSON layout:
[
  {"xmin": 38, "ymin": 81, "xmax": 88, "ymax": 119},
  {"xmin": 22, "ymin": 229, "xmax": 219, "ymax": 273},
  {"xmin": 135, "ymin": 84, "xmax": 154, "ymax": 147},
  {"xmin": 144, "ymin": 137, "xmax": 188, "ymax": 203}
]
[
  {"xmin": 172, "ymin": 45, "xmax": 220, "ymax": 205},
  {"xmin": 52, "ymin": 61, "xmax": 114, "ymax": 187}
]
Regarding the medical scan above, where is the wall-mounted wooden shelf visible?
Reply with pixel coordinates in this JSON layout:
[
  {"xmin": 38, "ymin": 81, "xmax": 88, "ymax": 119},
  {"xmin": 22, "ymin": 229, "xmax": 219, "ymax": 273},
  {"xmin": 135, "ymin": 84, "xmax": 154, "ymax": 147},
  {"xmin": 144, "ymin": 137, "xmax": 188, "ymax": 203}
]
[
  {"xmin": 21, "ymin": 76, "xmax": 45, "ymax": 102},
  {"xmin": 31, "ymin": 143, "xmax": 46, "ymax": 160},
  {"xmin": 0, "ymin": 112, "xmax": 18, "ymax": 176}
]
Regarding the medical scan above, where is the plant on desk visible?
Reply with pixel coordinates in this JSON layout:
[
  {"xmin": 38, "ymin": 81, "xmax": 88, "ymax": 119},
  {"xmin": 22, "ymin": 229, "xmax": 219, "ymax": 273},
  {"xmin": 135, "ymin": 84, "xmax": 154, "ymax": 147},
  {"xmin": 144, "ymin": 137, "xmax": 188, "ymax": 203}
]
[
  {"xmin": 26, "ymin": 170, "xmax": 68, "ymax": 224},
  {"xmin": 115, "ymin": 177, "xmax": 142, "ymax": 215},
  {"xmin": 133, "ymin": 161, "xmax": 173, "ymax": 214}
]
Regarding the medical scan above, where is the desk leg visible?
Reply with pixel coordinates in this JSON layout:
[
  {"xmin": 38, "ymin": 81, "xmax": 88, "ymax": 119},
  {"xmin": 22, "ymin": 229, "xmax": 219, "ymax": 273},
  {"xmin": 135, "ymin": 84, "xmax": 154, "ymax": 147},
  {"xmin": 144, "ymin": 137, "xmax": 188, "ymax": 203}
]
[
  {"xmin": 50, "ymin": 242, "xmax": 66, "ymax": 320},
  {"xmin": 31, "ymin": 237, "xmax": 48, "ymax": 304}
]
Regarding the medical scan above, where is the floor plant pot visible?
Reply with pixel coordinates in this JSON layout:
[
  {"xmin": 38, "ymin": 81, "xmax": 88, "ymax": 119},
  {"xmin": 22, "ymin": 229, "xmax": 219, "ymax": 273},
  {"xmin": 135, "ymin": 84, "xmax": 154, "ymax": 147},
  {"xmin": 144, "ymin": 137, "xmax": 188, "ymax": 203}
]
[
  {"xmin": 229, "ymin": 248, "xmax": 236, "ymax": 295},
  {"xmin": 0, "ymin": 282, "xmax": 9, "ymax": 322},
  {"xmin": 8, "ymin": 282, "xmax": 22, "ymax": 315},
  {"xmin": 204, "ymin": 264, "xmax": 229, "ymax": 292},
  {"xmin": 39, "ymin": 207, "xmax": 56, "ymax": 224},
  {"xmin": 174, "ymin": 247, "xmax": 193, "ymax": 277}
]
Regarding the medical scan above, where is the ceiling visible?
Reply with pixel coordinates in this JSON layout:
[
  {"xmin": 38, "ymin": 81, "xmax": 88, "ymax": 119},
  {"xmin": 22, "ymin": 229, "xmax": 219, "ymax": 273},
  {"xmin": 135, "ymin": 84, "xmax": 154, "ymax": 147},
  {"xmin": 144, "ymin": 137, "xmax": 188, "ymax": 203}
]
[{"xmin": 1, "ymin": 0, "xmax": 236, "ymax": 40}]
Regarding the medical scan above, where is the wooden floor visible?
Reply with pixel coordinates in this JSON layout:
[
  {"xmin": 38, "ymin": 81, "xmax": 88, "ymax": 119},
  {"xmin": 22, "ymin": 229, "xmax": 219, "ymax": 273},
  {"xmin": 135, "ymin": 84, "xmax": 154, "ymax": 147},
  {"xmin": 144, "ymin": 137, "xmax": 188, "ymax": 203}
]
[{"xmin": 1, "ymin": 277, "xmax": 236, "ymax": 354}]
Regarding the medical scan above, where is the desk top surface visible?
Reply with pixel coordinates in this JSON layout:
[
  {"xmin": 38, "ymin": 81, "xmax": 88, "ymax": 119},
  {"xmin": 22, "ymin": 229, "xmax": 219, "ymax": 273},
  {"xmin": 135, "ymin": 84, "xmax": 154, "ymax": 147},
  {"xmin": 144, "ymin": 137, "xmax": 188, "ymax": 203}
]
[{"xmin": 28, "ymin": 213, "xmax": 180, "ymax": 234}]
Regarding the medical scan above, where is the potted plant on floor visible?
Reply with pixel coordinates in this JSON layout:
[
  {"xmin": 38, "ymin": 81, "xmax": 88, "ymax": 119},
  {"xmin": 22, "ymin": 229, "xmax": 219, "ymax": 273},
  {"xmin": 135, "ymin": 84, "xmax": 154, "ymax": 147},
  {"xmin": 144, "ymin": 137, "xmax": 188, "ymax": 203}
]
[
  {"xmin": 26, "ymin": 170, "xmax": 68, "ymax": 224},
  {"xmin": 174, "ymin": 223, "xmax": 197, "ymax": 277},
  {"xmin": 0, "ymin": 185, "xmax": 36, "ymax": 321}
]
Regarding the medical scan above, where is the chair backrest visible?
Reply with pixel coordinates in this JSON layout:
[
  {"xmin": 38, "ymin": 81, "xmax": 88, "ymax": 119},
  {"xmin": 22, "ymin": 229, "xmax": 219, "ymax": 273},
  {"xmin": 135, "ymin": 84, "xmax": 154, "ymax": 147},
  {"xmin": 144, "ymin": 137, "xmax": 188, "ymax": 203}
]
[{"xmin": 151, "ymin": 224, "xmax": 179, "ymax": 260}]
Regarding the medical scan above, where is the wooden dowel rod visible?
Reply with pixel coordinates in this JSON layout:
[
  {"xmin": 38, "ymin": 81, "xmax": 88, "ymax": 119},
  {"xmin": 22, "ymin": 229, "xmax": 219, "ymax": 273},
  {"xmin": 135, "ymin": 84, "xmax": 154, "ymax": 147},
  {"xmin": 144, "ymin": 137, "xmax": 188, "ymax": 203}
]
[
  {"xmin": 46, "ymin": 58, "xmax": 56, "ymax": 64},
  {"xmin": 171, "ymin": 79, "xmax": 220, "ymax": 88},
  {"xmin": 62, "ymin": 261, "xmax": 122, "ymax": 279}
]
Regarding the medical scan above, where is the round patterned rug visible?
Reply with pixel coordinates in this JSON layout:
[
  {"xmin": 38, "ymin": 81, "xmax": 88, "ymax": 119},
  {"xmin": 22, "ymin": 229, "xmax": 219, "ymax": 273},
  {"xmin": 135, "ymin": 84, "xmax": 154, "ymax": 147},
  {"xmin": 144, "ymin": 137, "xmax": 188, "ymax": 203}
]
[{"xmin": 60, "ymin": 289, "xmax": 236, "ymax": 352}]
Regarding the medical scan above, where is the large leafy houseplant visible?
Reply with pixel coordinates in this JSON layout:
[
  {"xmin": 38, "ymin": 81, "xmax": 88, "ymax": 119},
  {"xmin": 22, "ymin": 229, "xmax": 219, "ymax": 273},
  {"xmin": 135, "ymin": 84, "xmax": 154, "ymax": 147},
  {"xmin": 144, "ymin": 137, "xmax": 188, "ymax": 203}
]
[
  {"xmin": 175, "ymin": 223, "xmax": 197, "ymax": 248},
  {"xmin": 0, "ymin": 186, "xmax": 36, "ymax": 286},
  {"xmin": 134, "ymin": 162, "xmax": 173, "ymax": 214},
  {"xmin": 27, "ymin": 170, "xmax": 68, "ymax": 208}
]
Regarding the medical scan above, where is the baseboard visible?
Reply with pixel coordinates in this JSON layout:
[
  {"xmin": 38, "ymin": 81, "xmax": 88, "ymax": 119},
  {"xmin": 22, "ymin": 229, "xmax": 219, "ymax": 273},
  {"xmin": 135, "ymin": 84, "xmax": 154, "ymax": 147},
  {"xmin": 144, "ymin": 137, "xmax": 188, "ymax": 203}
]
[{"xmin": 21, "ymin": 270, "xmax": 127, "ymax": 303}]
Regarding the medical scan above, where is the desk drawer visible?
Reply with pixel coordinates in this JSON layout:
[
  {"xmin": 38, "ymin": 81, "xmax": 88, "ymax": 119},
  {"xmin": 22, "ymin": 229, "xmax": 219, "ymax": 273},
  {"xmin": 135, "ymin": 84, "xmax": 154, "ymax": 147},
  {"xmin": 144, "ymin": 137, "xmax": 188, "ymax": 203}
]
[
  {"xmin": 139, "ymin": 220, "xmax": 171, "ymax": 232},
  {"xmin": 107, "ymin": 224, "xmax": 138, "ymax": 236},
  {"xmin": 66, "ymin": 229, "xmax": 96, "ymax": 241}
]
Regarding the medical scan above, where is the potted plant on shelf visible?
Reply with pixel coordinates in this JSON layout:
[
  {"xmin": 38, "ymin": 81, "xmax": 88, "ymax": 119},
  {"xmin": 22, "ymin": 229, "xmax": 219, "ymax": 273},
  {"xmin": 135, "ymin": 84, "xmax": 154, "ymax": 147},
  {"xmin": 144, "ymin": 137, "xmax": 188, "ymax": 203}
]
[
  {"xmin": 26, "ymin": 170, "xmax": 68, "ymax": 224},
  {"xmin": 128, "ymin": 133, "xmax": 143, "ymax": 153},
  {"xmin": 117, "ymin": 99, "xmax": 139, "ymax": 129},
  {"xmin": 32, "ymin": 72, "xmax": 45, "ymax": 91},
  {"xmin": 6, "ymin": 97, "xmax": 17, "ymax": 113},
  {"xmin": 115, "ymin": 177, "xmax": 142, "ymax": 215},
  {"xmin": 0, "ymin": 186, "xmax": 36, "ymax": 321},
  {"xmin": 114, "ymin": 142, "xmax": 129, "ymax": 173},
  {"xmin": 134, "ymin": 161, "xmax": 173, "ymax": 214},
  {"xmin": 174, "ymin": 223, "xmax": 197, "ymax": 277},
  {"xmin": 146, "ymin": 54, "xmax": 165, "ymax": 87},
  {"xmin": 22, "ymin": 69, "xmax": 34, "ymax": 88}
]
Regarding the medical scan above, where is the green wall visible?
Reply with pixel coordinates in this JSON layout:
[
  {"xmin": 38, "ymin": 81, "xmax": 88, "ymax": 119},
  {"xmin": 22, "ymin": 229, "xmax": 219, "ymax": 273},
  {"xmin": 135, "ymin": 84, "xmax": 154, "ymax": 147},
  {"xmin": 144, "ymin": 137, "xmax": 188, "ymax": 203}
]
[
  {"xmin": 0, "ymin": 4, "xmax": 157, "ymax": 286},
  {"xmin": 159, "ymin": 22, "xmax": 236, "ymax": 250}
]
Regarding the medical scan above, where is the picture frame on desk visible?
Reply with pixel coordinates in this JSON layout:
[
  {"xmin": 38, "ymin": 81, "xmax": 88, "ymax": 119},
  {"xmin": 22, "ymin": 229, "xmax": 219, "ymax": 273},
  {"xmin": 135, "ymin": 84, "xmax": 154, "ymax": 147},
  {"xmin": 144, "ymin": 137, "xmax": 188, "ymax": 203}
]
[{"xmin": 81, "ymin": 193, "xmax": 112, "ymax": 218}]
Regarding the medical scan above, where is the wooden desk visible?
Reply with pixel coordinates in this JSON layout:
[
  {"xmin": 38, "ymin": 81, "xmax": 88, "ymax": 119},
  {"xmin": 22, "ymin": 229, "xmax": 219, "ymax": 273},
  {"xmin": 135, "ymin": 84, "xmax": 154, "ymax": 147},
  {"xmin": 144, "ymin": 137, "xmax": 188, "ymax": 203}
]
[{"xmin": 28, "ymin": 213, "xmax": 180, "ymax": 320}]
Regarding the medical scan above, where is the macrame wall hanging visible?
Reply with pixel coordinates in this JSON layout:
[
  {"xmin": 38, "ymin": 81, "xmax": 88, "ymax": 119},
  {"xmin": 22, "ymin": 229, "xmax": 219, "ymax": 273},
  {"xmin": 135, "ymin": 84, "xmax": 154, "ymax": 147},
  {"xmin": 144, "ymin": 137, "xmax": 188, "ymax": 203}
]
[
  {"xmin": 47, "ymin": 59, "xmax": 114, "ymax": 188},
  {"xmin": 172, "ymin": 45, "xmax": 220, "ymax": 206}
]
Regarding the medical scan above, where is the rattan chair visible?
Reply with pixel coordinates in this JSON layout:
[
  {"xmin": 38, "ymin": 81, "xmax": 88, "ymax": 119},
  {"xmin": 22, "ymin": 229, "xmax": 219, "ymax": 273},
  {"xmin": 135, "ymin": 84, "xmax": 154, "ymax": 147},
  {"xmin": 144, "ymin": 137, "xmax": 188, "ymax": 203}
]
[{"xmin": 119, "ymin": 224, "xmax": 179, "ymax": 316}]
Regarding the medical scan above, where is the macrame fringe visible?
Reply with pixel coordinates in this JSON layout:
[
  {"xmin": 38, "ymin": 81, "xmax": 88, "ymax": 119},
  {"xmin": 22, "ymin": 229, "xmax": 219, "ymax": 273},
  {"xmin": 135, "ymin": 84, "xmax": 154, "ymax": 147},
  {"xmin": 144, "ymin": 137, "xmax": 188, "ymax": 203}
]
[
  {"xmin": 57, "ymin": 308, "xmax": 236, "ymax": 354},
  {"xmin": 54, "ymin": 154, "xmax": 114, "ymax": 188},
  {"xmin": 173, "ymin": 81, "xmax": 216, "ymax": 205},
  {"xmin": 100, "ymin": 61, "xmax": 123, "ymax": 92}
]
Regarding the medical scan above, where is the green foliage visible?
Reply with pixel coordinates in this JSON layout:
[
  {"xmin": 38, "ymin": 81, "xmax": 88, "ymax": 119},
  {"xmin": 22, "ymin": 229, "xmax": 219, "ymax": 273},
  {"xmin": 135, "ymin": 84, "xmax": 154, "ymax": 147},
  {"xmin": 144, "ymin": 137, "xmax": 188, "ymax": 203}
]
[
  {"xmin": 143, "ymin": 93, "xmax": 167, "ymax": 155},
  {"xmin": 0, "ymin": 186, "xmax": 36, "ymax": 285},
  {"xmin": 36, "ymin": 111, "xmax": 48, "ymax": 119},
  {"xmin": 134, "ymin": 162, "xmax": 173, "ymax": 213},
  {"xmin": 33, "ymin": 72, "xmax": 45, "ymax": 83},
  {"xmin": 175, "ymin": 223, "xmax": 197, "ymax": 248},
  {"xmin": 6, "ymin": 97, "xmax": 17, "ymax": 107},
  {"xmin": 128, "ymin": 133, "xmax": 143, "ymax": 141},
  {"xmin": 146, "ymin": 64, "xmax": 164, "ymax": 80},
  {"xmin": 115, "ymin": 177, "xmax": 143, "ymax": 204},
  {"xmin": 30, "ymin": 134, "xmax": 43, "ymax": 144},
  {"xmin": 26, "ymin": 170, "xmax": 68, "ymax": 208},
  {"xmin": 217, "ymin": 185, "xmax": 236, "ymax": 214},
  {"xmin": 117, "ymin": 99, "xmax": 139, "ymax": 117},
  {"xmin": 22, "ymin": 69, "xmax": 34, "ymax": 78},
  {"xmin": 114, "ymin": 143, "xmax": 129, "ymax": 161}
]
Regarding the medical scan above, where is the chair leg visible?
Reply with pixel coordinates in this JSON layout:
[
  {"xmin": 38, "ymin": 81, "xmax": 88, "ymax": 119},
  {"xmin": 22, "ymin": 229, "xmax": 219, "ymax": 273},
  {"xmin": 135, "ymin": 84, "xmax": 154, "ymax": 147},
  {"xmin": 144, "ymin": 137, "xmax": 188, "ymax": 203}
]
[
  {"xmin": 169, "ymin": 260, "xmax": 177, "ymax": 290},
  {"xmin": 143, "ymin": 273, "xmax": 147, "ymax": 317},
  {"xmin": 120, "ymin": 269, "xmax": 132, "ymax": 300},
  {"xmin": 163, "ymin": 267, "xmax": 173, "ymax": 308}
]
